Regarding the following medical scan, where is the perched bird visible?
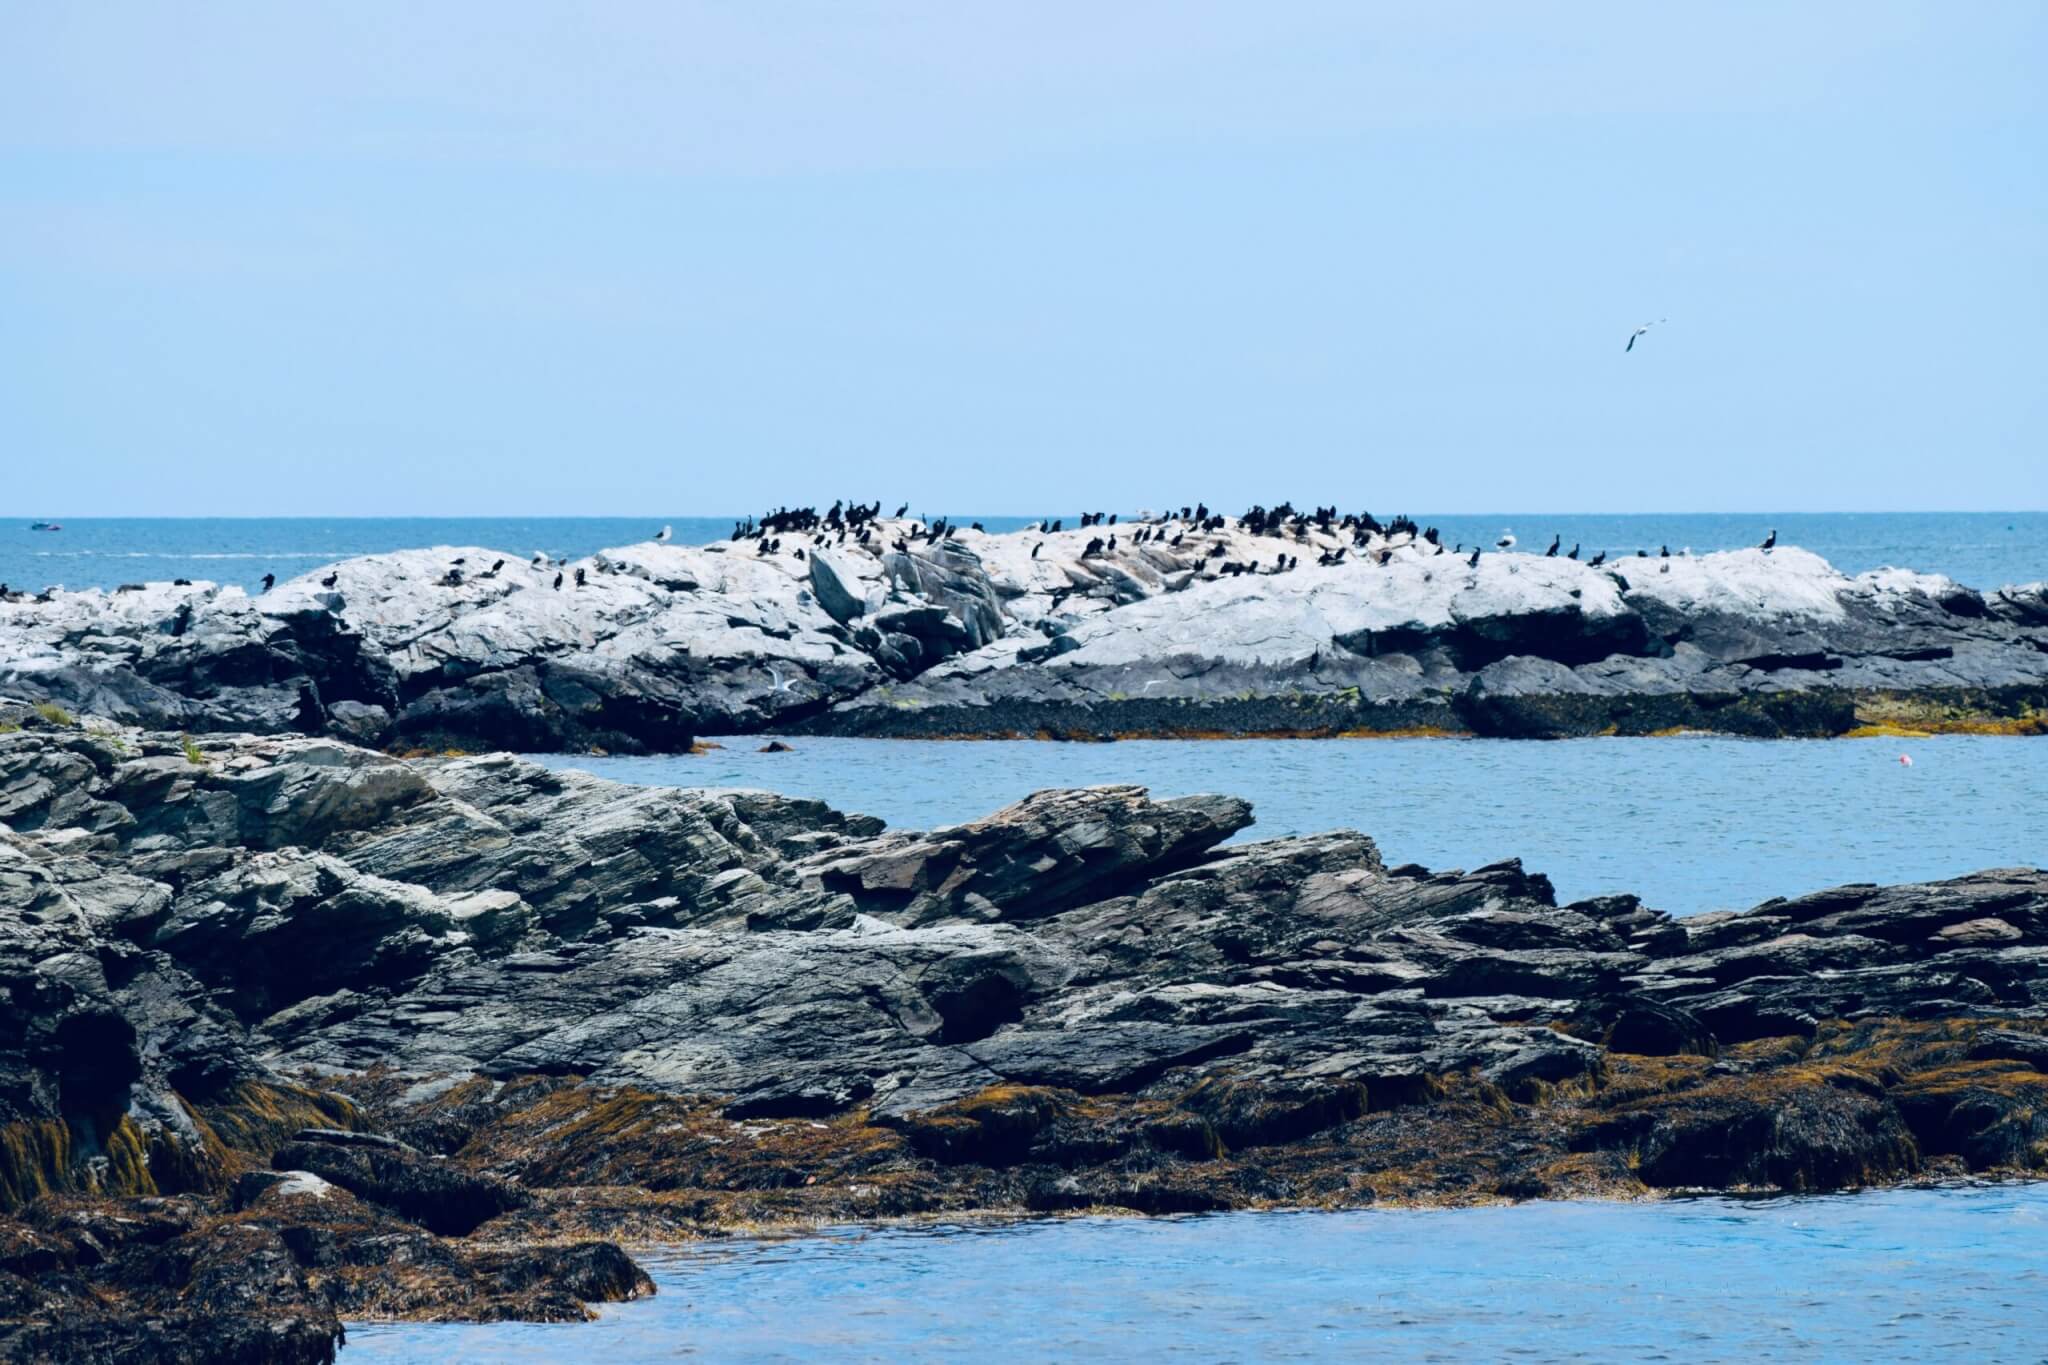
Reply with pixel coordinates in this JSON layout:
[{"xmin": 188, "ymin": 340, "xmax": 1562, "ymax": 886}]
[
  {"xmin": 1496, "ymin": 532, "xmax": 1517, "ymax": 550},
  {"xmin": 451, "ymin": 557, "xmax": 466, "ymax": 566},
  {"xmin": 1625, "ymin": 318, "xmax": 1667, "ymax": 352},
  {"xmin": 533, "ymin": 551, "xmax": 550, "ymax": 567},
  {"xmin": 1468, "ymin": 547, "xmax": 1481, "ymax": 568},
  {"xmin": 1545, "ymin": 535, "xmax": 1561, "ymax": 557},
  {"xmin": 1760, "ymin": 529, "xmax": 1777, "ymax": 551},
  {"xmin": 895, "ymin": 503, "xmax": 909, "ymax": 518},
  {"xmin": 260, "ymin": 573, "xmax": 275, "ymax": 592},
  {"xmin": 1589, "ymin": 550, "xmax": 1607, "ymax": 567},
  {"xmin": 1031, "ymin": 543, "xmax": 1043, "ymax": 558},
  {"xmin": 320, "ymin": 571, "xmax": 339, "ymax": 589},
  {"xmin": 1566, "ymin": 543, "xmax": 1580, "ymax": 560},
  {"xmin": 553, "ymin": 572, "xmax": 564, "ymax": 590},
  {"xmin": 575, "ymin": 568, "xmax": 587, "ymax": 586},
  {"xmin": 655, "ymin": 525, "xmax": 672, "ymax": 543}
]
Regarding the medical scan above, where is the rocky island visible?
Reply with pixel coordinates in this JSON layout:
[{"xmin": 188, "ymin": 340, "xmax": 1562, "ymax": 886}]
[
  {"xmin": 2, "ymin": 509, "xmax": 2043, "ymax": 752},
  {"xmin": 1, "ymin": 713, "xmax": 2043, "ymax": 1361}
]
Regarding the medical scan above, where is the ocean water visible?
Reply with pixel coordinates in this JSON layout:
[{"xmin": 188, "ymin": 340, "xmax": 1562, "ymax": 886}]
[
  {"xmin": 2, "ymin": 511, "xmax": 2042, "ymax": 594},
  {"xmin": 543, "ymin": 734, "xmax": 2046, "ymax": 915},
  {"xmin": 344, "ymin": 1185, "xmax": 2048, "ymax": 1363}
]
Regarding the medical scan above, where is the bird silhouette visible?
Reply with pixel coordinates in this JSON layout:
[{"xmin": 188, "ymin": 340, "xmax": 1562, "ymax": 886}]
[{"xmin": 1625, "ymin": 318, "xmax": 1667, "ymax": 352}]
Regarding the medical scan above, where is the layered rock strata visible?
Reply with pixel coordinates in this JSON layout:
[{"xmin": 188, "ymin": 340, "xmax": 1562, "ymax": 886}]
[{"xmin": 0, "ymin": 724, "xmax": 2044, "ymax": 1359}]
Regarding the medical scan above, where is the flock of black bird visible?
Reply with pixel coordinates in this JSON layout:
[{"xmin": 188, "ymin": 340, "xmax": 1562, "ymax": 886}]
[{"xmin": 0, "ymin": 512, "xmax": 1782, "ymax": 613}]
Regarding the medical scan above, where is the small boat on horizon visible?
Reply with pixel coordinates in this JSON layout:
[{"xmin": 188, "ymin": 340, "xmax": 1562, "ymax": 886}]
[{"xmin": 29, "ymin": 521, "xmax": 61, "ymax": 531}]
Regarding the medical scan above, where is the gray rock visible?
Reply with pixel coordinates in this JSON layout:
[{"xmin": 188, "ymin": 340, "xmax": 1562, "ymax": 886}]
[
  {"xmin": 2, "ymin": 727, "xmax": 2041, "ymax": 1183},
  {"xmin": 6, "ymin": 530, "xmax": 2041, "ymax": 750}
]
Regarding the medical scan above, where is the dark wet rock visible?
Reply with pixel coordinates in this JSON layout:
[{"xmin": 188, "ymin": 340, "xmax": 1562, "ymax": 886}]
[
  {"xmin": 1588, "ymin": 1068, "xmax": 1922, "ymax": 1191},
  {"xmin": 1968, "ymin": 1027, "xmax": 2048, "ymax": 1069},
  {"xmin": 270, "ymin": 1131, "xmax": 529, "ymax": 1236}
]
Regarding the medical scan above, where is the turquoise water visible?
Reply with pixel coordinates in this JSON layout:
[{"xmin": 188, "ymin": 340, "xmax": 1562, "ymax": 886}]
[
  {"xmin": 3, "ymin": 511, "xmax": 2042, "ymax": 594},
  {"xmin": 344, "ymin": 1185, "xmax": 2048, "ymax": 1363},
  {"xmin": 544, "ymin": 734, "xmax": 2046, "ymax": 915}
]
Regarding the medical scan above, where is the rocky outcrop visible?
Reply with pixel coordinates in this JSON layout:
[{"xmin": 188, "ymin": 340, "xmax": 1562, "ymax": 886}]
[
  {"xmin": 0, "ymin": 726, "xmax": 2044, "ymax": 1356},
  {"xmin": 5, "ymin": 523, "xmax": 2043, "ymax": 751}
]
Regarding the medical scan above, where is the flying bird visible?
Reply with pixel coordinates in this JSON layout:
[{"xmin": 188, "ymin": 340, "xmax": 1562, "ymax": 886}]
[{"xmin": 1625, "ymin": 318, "xmax": 1667, "ymax": 352}]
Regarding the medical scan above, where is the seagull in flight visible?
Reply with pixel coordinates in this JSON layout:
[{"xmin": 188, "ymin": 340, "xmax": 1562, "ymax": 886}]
[
  {"xmin": 1625, "ymin": 318, "xmax": 1667, "ymax": 353},
  {"xmin": 768, "ymin": 665, "xmax": 796, "ymax": 694}
]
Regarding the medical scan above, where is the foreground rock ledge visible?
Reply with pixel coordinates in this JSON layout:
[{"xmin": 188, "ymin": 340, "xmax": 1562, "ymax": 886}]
[
  {"xmin": 1, "ymin": 728, "xmax": 2044, "ymax": 1362},
  {"xmin": 3, "ymin": 523, "xmax": 2044, "ymax": 751}
]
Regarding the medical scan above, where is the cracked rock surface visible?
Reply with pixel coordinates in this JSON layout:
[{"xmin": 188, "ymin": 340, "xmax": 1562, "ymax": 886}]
[{"xmin": 1, "ymin": 724, "xmax": 2045, "ymax": 1361}]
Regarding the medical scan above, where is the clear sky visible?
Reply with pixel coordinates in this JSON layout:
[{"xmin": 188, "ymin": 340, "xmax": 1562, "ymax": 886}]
[{"xmin": 4, "ymin": 3, "xmax": 2043, "ymax": 516}]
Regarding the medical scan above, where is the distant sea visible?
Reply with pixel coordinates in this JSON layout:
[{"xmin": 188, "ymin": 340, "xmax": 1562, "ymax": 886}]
[{"xmin": 1, "ymin": 511, "xmax": 2042, "ymax": 595}]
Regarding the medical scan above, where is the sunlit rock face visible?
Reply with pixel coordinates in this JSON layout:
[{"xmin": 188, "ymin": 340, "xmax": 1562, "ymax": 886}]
[{"xmin": 4, "ymin": 522, "xmax": 2044, "ymax": 748}]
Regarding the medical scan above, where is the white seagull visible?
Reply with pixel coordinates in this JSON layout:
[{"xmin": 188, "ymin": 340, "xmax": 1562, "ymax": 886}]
[
  {"xmin": 655, "ymin": 525, "xmax": 672, "ymax": 543},
  {"xmin": 1625, "ymin": 318, "xmax": 1667, "ymax": 353},
  {"xmin": 531, "ymin": 550, "xmax": 550, "ymax": 567},
  {"xmin": 1495, "ymin": 532, "xmax": 1517, "ymax": 550}
]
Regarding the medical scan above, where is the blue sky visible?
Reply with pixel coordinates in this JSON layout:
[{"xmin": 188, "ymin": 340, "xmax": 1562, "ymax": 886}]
[{"xmin": 4, "ymin": 3, "xmax": 2042, "ymax": 515}]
